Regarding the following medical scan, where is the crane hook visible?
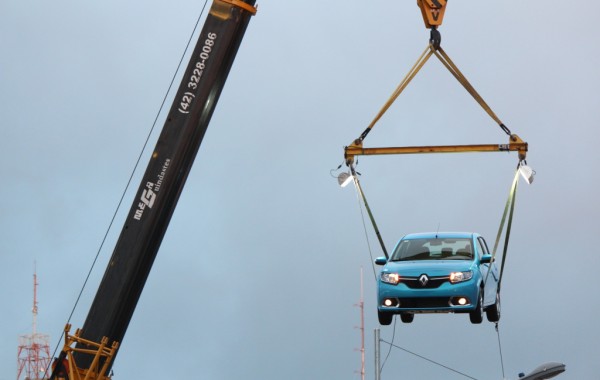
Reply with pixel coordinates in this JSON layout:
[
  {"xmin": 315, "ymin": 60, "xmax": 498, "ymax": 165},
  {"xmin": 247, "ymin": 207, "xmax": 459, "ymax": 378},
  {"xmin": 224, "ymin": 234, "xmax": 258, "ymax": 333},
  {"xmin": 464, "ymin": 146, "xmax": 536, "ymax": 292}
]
[{"xmin": 430, "ymin": 26, "xmax": 441, "ymax": 49}]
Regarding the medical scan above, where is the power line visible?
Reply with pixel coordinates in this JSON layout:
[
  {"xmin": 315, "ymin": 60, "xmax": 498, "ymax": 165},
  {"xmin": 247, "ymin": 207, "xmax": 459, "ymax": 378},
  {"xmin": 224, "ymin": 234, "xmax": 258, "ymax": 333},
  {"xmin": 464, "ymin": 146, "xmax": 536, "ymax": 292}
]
[{"xmin": 380, "ymin": 339, "xmax": 479, "ymax": 380}]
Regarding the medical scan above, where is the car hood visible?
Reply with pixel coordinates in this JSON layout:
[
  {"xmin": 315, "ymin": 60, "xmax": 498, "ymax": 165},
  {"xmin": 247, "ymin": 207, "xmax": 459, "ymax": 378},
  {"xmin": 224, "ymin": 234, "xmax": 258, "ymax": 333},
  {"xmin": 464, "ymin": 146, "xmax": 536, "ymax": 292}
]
[{"xmin": 383, "ymin": 260, "xmax": 475, "ymax": 277}]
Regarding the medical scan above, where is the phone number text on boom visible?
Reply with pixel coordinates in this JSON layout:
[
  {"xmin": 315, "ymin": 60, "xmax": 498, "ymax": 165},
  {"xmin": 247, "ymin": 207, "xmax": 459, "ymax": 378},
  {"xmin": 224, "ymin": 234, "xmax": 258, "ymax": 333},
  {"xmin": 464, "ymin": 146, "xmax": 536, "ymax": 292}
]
[{"xmin": 178, "ymin": 32, "xmax": 217, "ymax": 114}]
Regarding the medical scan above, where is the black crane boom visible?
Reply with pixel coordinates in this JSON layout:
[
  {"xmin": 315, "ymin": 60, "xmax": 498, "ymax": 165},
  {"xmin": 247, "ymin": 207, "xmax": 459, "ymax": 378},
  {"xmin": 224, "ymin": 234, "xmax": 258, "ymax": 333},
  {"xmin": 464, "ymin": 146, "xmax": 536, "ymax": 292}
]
[{"xmin": 50, "ymin": 1, "xmax": 257, "ymax": 377}]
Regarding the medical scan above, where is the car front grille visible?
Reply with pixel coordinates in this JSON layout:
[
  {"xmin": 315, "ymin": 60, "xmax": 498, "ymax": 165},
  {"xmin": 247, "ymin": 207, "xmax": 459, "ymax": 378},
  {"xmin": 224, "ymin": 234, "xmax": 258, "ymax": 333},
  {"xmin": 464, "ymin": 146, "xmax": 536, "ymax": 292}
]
[{"xmin": 402, "ymin": 276, "xmax": 449, "ymax": 289}]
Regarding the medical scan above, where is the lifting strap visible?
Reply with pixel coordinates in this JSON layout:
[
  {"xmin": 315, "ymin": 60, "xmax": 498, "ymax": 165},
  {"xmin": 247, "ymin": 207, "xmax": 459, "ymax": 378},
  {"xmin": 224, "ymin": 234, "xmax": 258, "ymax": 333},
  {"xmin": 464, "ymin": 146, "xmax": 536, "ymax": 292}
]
[
  {"xmin": 355, "ymin": 42, "xmax": 511, "ymax": 145},
  {"xmin": 350, "ymin": 167, "xmax": 390, "ymax": 259},
  {"xmin": 433, "ymin": 47, "xmax": 511, "ymax": 135},
  {"xmin": 357, "ymin": 45, "xmax": 434, "ymax": 143},
  {"xmin": 348, "ymin": 38, "xmax": 526, "ymax": 265},
  {"xmin": 486, "ymin": 166, "xmax": 520, "ymax": 289}
]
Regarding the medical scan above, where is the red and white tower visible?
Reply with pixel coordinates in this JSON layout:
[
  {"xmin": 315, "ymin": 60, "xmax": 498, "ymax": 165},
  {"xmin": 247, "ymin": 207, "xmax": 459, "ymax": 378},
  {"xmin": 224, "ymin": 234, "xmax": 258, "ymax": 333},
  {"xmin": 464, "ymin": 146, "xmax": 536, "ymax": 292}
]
[{"xmin": 16, "ymin": 265, "xmax": 51, "ymax": 380}]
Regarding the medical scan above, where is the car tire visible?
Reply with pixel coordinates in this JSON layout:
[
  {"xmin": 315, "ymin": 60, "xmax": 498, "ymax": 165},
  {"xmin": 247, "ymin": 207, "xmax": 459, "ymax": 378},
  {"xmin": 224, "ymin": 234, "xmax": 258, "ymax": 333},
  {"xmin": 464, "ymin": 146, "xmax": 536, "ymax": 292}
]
[
  {"xmin": 378, "ymin": 311, "xmax": 393, "ymax": 325},
  {"xmin": 486, "ymin": 291, "xmax": 501, "ymax": 322},
  {"xmin": 469, "ymin": 291, "xmax": 483, "ymax": 324},
  {"xmin": 400, "ymin": 313, "xmax": 414, "ymax": 323}
]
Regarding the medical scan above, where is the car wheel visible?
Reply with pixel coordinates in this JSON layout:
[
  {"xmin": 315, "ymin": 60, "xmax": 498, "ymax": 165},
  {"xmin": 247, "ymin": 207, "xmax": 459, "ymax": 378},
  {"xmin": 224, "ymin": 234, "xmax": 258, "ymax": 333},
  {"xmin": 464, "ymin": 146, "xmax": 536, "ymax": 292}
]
[
  {"xmin": 378, "ymin": 311, "xmax": 393, "ymax": 325},
  {"xmin": 400, "ymin": 313, "xmax": 414, "ymax": 323},
  {"xmin": 469, "ymin": 291, "xmax": 483, "ymax": 324},
  {"xmin": 486, "ymin": 291, "xmax": 501, "ymax": 322}
]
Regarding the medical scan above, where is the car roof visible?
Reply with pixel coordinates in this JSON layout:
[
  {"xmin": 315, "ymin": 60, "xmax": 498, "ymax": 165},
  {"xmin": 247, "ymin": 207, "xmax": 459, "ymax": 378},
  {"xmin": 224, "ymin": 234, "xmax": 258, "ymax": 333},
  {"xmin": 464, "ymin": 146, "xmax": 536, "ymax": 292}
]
[{"xmin": 401, "ymin": 232, "xmax": 477, "ymax": 240}]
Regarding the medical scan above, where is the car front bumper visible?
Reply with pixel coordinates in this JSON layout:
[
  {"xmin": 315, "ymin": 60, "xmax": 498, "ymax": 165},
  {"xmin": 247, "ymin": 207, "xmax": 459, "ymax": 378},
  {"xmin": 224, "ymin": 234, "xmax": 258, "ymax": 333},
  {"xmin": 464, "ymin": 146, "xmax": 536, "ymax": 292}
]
[{"xmin": 377, "ymin": 279, "xmax": 479, "ymax": 314}]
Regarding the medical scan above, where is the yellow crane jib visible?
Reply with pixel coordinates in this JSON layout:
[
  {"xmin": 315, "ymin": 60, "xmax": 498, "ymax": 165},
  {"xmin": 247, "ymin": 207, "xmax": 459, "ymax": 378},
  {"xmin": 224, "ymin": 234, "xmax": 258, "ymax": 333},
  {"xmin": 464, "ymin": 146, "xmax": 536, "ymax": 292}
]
[{"xmin": 344, "ymin": 134, "xmax": 528, "ymax": 166}]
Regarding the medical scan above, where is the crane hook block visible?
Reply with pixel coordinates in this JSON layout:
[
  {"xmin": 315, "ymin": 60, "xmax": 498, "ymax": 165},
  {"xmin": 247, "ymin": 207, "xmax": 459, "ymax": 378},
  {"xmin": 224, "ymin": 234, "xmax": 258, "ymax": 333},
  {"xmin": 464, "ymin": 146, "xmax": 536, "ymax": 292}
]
[{"xmin": 417, "ymin": 0, "xmax": 447, "ymax": 28}]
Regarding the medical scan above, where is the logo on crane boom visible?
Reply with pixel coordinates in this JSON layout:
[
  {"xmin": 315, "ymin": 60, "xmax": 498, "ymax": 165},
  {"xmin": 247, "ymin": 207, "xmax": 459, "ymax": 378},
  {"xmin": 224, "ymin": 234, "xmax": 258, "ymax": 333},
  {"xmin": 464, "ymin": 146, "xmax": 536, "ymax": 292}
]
[{"xmin": 134, "ymin": 158, "xmax": 171, "ymax": 221}]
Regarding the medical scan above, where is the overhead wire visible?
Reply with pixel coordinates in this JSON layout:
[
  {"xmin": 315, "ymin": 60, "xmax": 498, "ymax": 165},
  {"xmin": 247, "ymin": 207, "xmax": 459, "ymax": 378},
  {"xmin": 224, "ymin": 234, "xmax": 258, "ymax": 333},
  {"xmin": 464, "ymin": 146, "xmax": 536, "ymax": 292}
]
[
  {"xmin": 380, "ymin": 339, "xmax": 480, "ymax": 379},
  {"xmin": 46, "ymin": 0, "xmax": 210, "ymax": 373}
]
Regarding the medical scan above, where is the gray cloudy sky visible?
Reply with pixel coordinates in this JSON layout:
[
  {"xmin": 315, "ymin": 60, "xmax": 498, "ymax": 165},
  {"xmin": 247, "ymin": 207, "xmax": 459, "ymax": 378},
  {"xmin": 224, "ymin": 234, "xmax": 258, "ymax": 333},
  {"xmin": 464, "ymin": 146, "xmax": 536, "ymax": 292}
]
[{"xmin": 2, "ymin": 1, "xmax": 599, "ymax": 379}]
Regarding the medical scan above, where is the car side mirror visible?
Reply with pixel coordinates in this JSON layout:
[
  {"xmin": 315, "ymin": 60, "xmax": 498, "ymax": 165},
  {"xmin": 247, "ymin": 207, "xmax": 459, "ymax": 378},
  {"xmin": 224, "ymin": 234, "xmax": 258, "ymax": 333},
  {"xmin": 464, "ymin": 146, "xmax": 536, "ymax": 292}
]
[
  {"xmin": 374, "ymin": 257, "xmax": 387, "ymax": 266},
  {"xmin": 480, "ymin": 254, "xmax": 492, "ymax": 264}
]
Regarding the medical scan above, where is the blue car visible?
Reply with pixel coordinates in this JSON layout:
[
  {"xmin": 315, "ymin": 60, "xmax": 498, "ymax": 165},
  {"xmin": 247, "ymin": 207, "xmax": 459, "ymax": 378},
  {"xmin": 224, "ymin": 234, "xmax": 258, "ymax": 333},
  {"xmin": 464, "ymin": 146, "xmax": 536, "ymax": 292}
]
[{"xmin": 375, "ymin": 232, "xmax": 500, "ymax": 325}]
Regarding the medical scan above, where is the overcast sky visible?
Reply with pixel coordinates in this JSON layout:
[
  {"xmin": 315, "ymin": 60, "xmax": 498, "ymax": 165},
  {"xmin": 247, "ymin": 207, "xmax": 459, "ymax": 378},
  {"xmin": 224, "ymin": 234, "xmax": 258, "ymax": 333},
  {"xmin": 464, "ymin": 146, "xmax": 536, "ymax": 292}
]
[{"xmin": 2, "ymin": 1, "xmax": 599, "ymax": 379}]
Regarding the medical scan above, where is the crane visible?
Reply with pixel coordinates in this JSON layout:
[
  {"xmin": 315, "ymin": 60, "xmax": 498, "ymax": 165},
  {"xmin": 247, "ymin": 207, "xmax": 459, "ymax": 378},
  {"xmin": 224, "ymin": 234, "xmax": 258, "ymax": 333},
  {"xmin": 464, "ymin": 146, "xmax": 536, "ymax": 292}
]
[{"xmin": 49, "ymin": 1, "xmax": 257, "ymax": 379}]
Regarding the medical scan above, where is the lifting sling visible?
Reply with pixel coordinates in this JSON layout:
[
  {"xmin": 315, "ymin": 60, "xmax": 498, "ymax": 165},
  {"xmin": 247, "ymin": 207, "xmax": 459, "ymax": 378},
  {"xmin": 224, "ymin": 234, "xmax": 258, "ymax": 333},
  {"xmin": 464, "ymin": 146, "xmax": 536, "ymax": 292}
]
[
  {"xmin": 343, "ymin": 27, "xmax": 530, "ymax": 262},
  {"xmin": 349, "ymin": 41, "xmax": 517, "ymax": 153},
  {"xmin": 486, "ymin": 166, "xmax": 520, "ymax": 289}
]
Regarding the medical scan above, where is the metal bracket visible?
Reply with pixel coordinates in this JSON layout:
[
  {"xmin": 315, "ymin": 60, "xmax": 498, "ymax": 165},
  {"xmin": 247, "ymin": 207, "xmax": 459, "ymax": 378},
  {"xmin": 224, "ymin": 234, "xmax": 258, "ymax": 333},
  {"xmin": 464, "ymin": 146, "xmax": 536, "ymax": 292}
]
[{"xmin": 50, "ymin": 324, "xmax": 119, "ymax": 380}]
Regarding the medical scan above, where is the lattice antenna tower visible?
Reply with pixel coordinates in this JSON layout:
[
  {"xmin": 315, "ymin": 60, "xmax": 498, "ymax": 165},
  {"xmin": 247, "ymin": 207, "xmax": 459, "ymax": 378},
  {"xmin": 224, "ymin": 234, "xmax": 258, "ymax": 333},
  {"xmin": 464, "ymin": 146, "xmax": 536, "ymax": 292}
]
[
  {"xmin": 354, "ymin": 267, "xmax": 365, "ymax": 380},
  {"xmin": 17, "ymin": 264, "xmax": 51, "ymax": 380}
]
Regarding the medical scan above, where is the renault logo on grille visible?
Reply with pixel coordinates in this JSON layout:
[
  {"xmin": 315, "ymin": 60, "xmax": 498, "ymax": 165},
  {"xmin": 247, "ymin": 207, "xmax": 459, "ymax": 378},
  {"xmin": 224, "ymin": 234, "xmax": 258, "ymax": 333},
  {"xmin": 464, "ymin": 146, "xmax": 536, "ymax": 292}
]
[{"xmin": 419, "ymin": 274, "xmax": 429, "ymax": 286}]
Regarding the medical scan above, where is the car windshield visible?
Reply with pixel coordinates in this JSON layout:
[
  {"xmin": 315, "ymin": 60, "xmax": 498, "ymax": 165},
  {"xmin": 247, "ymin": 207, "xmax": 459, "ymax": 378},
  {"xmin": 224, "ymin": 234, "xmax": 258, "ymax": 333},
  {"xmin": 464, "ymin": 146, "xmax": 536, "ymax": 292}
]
[{"xmin": 390, "ymin": 238, "xmax": 473, "ymax": 261}]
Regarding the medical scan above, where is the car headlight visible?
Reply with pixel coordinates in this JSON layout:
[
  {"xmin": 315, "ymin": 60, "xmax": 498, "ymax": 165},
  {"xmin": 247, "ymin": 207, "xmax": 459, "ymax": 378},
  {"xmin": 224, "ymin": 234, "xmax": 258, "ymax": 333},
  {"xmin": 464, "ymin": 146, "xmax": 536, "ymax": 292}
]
[
  {"xmin": 449, "ymin": 271, "xmax": 473, "ymax": 283},
  {"xmin": 381, "ymin": 272, "xmax": 400, "ymax": 285}
]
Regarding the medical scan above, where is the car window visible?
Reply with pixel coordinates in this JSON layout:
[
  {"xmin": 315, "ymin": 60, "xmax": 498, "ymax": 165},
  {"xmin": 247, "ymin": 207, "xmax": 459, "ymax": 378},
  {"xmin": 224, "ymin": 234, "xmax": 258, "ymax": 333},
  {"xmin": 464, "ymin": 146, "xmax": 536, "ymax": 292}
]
[{"xmin": 391, "ymin": 238, "xmax": 473, "ymax": 261}]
